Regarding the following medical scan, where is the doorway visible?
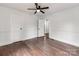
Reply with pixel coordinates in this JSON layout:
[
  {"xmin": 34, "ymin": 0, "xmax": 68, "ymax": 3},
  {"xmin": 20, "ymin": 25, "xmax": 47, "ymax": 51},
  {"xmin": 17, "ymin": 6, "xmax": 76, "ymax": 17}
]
[{"xmin": 37, "ymin": 19, "xmax": 49, "ymax": 39}]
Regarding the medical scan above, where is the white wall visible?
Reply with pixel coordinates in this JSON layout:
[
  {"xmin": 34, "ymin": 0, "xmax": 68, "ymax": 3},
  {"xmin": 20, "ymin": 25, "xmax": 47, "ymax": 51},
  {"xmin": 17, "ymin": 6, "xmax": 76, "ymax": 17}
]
[
  {"xmin": 0, "ymin": 6, "xmax": 38, "ymax": 46},
  {"xmin": 0, "ymin": 6, "xmax": 11, "ymax": 46},
  {"xmin": 49, "ymin": 6, "xmax": 79, "ymax": 47},
  {"xmin": 10, "ymin": 11, "xmax": 37, "ymax": 42}
]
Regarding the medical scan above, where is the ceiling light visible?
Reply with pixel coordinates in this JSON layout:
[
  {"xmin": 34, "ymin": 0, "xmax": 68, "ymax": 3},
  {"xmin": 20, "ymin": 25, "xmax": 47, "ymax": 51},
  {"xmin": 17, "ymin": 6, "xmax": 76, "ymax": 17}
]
[{"xmin": 37, "ymin": 10, "xmax": 40, "ymax": 12}]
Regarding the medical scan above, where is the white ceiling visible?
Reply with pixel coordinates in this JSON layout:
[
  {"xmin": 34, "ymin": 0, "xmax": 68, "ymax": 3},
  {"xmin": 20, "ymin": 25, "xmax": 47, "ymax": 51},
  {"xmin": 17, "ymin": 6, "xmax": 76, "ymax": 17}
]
[{"xmin": 0, "ymin": 3, "xmax": 79, "ymax": 14}]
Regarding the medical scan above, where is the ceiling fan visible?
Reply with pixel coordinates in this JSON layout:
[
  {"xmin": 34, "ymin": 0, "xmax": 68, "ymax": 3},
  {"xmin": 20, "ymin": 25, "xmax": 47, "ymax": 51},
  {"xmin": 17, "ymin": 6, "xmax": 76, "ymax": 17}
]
[{"xmin": 27, "ymin": 3, "xmax": 49, "ymax": 14}]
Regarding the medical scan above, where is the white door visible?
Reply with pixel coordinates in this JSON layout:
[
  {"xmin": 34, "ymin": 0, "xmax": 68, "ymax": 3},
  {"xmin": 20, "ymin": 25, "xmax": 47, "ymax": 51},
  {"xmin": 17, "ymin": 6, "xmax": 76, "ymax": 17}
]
[
  {"xmin": 37, "ymin": 19, "xmax": 49, "ymax": 38},
  {"xmin": 37, "ymin": 19, "xmax": 45, "ymax": 37}
]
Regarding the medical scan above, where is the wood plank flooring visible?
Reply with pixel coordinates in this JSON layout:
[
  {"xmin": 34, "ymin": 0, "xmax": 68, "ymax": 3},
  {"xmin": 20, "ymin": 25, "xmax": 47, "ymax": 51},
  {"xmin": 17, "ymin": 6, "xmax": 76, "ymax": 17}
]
[{"xmin": 0, "ymin": 37, "xmax": 79, "ymax": 56}]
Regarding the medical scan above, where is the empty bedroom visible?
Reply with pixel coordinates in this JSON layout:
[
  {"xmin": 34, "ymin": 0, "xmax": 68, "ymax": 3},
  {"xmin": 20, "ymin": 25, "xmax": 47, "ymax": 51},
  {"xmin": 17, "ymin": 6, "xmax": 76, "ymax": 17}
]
[{"xmin": 0, "ymin": 3, "xmax": 79, "ymax": 56}]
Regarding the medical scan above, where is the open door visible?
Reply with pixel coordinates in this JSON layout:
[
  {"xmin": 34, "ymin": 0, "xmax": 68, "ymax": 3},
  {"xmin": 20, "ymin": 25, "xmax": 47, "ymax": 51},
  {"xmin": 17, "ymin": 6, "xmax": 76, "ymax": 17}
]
[
  {"xmin": 44, "ymin": 19, "xmax": 49, "ymax": 39},
  {"xmin": 37, "ymin": 19, "xmax": 45, "ymax": 37},
  {"xmin": 37, "ymin": 19, "xmax": 49, "ymax": 39}
]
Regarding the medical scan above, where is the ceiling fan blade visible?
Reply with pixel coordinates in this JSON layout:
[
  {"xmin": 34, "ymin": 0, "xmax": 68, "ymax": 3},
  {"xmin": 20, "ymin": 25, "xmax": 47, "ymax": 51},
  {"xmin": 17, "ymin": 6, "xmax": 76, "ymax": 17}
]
[
  {"xmin": 35, "ymin": 3, "xmax": 38, "ymax": 9},
  {"xmin": 40, "ymin": 10, "xmax": 45, "ymax": 14},
  {"xmin": 27, "ymin": 8, "xmax": 37, "ymax": 10},
  {"xmin": 34, "ymin": 11, "xmax": 37, "ymax": 14},
  {"xmin": 38, "ymin": 6, "xmax": 40, "ymax": 9},
  {"xmin": 40, "ymin": 7, "xmax": 49, "ymax": 9}
]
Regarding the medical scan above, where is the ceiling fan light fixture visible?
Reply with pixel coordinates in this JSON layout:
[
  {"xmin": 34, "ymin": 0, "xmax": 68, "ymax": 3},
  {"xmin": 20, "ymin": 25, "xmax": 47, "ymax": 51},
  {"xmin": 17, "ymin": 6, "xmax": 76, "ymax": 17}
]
[
  {"xmin": 27, "ymin": 3, "xmax": 49, "ymax": 14},
  {"xmin": 37, "ymin": 10, "xmax": 40, "ymax": 12}
]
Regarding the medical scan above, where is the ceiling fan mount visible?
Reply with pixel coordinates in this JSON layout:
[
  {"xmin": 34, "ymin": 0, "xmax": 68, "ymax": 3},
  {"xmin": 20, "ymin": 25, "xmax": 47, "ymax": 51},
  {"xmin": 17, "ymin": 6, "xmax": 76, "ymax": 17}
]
[{"xmin": 27, "ymin": 3, "xmax": 49, "ymax": 14}]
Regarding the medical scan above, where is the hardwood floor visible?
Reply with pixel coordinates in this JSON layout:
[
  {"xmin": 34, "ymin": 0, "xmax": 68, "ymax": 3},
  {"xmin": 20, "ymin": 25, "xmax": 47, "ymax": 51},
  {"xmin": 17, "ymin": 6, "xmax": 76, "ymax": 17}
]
[{"xmin": 0, "ymin": 37, "xmax": 79, "ymax": 56}]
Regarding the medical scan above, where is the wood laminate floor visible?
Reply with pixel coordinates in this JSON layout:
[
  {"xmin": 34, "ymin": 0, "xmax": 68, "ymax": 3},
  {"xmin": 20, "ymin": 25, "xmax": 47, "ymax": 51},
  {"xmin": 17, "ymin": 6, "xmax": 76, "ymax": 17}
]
[{"xmin": 0, "ymin": 37, "xmax": 79, "ymax": 56}]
